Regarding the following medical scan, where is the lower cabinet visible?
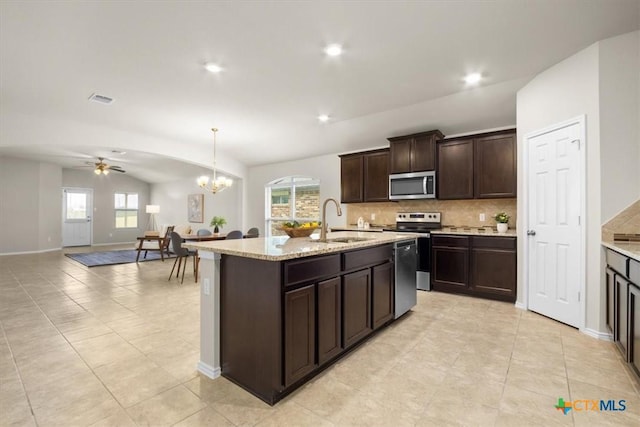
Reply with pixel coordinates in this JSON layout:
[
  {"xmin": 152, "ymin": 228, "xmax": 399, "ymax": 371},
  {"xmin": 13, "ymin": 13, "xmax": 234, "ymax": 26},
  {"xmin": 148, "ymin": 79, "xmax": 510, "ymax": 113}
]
[
  {"xmin": 372, "ymin": 262, "xmax": 394, "ymax": 329},
  {"xmin": 317, "ymin": 277, "xmax": 342, "ymax": 365},
  {"xmin": 630, "ymin": 284, "xmax": 640, "ymax": 376},
  {"xmin": 284, "ymin": 284, "xmax": 316, "ymax": 386},
  {"xmin": 432, "ymin": 234, "xmax": 516, "ymax": 302},
  {"xmin": 615, "ymin": 275, "xmax": 629, "ymax": 358},
  {"xmin": 343, "ymin": 269, "xmax": 372, "ymax": 348},
  {"xmin": 606, "ymin": 267, "xmax": 616, "ymax": 334}
]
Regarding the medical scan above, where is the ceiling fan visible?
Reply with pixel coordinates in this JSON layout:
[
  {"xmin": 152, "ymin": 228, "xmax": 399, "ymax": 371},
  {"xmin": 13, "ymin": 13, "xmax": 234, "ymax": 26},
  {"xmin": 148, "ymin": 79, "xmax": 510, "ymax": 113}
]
[{"xmin": 86, "ymin": 157, "xmax": 126, "ymax": 175}]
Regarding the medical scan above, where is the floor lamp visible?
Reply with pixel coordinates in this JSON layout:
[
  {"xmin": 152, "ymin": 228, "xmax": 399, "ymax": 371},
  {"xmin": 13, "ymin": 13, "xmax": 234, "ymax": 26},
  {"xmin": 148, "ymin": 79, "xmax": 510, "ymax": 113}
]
[{"xmin": 145, "ymin": 205, "xmax": 160, "ymax": 236}]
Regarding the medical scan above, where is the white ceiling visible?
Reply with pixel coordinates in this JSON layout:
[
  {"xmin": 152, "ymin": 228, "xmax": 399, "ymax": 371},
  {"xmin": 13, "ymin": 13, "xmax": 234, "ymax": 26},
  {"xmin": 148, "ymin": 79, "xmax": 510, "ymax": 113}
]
[{"xmin": 1, "ymin": 1, "xmax": 639, "ymax": 182}]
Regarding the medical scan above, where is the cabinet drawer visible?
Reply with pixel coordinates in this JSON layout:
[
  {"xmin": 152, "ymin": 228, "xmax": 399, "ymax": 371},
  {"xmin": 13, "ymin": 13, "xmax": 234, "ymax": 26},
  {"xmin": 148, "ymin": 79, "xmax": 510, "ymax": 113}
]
[
  {"xmin": 471, "ymin": 236, "xmax": 516, "ymax": 250},
  {"xmin": 606, "ymin": 249, "xmax": 629, "ymax": 277},
  {"xmin": 343, "ymin": 245, "xmax": 392, "ymax": 271},
  {"xmin": 284, "ymin": 254, "xmax": 341, "ymax": 287},
  {"xmin": 432, "ymin": 235, "xmax": 470, "ymax": 248},
  {"xmin": 630, "ymin": 259, "xmax": 640, "ymax": 285}
]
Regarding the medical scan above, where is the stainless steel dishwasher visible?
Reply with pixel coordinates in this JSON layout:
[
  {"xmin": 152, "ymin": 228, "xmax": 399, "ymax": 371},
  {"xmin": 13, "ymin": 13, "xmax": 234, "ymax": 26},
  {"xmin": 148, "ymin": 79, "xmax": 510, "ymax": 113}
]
[{"xmin": 393, "ymin": 239, "xmax": 417, "ymax": 318}]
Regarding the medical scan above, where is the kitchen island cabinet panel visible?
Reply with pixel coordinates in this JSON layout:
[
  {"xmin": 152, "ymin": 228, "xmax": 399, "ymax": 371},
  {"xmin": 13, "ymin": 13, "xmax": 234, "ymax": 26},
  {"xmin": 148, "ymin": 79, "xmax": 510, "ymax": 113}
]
[
  {"xmin": 343, "ymin": 269, "xmax": 373, "ymax": 348},
  {"xmin": 284, "ymin": 284, "xmax": 316, "ymax": 386},
  {"xmin": 372, "ymin": 262, "xmax": 394, "ymax": 329},
  {"xmin": 317, "ymin": 277, "xmax": 342, "ymax": 365}
]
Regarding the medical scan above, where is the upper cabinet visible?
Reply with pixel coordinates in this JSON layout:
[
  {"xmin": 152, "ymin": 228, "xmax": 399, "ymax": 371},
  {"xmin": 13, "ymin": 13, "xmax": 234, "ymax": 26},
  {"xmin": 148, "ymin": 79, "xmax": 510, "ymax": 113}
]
[
  {"xmin": 388, "ymin": 130, "xmax": 444, "ymax": 174},
  {"xmin": 437, "ymin": 129, "xmax": 517, "ymax": 200},
  {"xmin": 340, "ymin": 148, "xmax": 389, "ymax": 203}
]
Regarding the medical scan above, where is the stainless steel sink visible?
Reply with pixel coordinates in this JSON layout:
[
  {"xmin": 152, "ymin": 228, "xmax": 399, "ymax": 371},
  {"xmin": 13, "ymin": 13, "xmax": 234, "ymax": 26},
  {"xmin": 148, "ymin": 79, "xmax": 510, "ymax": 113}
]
[{"xmin": 321, "ymin": 237, "xmax": 374, "ymax": 244}]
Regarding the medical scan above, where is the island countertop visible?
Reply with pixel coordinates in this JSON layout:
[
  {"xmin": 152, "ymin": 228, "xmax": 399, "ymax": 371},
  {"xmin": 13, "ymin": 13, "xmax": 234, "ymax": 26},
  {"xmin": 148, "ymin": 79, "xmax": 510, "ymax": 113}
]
[{"xmin": 185, "ymin": 231, "xmax": 418, "ymax": 261}]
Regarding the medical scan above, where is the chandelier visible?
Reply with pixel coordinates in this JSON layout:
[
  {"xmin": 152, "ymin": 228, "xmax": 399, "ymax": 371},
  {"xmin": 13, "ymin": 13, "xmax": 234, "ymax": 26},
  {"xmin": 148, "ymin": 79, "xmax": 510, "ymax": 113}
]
[{"xmin": 197, "ymin": 128, "xmax": 233, "ymax": 194}]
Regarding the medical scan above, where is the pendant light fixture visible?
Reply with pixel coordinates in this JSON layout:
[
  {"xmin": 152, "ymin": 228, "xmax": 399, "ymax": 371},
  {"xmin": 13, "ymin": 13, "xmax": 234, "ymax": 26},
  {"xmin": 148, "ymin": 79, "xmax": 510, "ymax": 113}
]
[{"xmin": 197, "ymin": 128, "xmax": 233, "ymax": 194}]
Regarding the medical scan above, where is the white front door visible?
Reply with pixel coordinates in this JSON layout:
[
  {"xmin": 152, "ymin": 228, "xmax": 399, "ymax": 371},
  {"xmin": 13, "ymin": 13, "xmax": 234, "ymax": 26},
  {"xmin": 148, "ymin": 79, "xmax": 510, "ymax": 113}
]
[
  {"xmin": 526, "ymin": 119, "xmax": 584, "ymax": 328},
  {"xmin": 62, "ymin": 188, "xmax": 93, "ymax": 247}
]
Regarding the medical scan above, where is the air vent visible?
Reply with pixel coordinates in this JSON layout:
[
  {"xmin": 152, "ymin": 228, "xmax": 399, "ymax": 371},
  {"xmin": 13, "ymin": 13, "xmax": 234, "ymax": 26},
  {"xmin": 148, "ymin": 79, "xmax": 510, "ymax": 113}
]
[{"xmin": 88, "ymin": 93, "xmax": 114, "ymax": 104}]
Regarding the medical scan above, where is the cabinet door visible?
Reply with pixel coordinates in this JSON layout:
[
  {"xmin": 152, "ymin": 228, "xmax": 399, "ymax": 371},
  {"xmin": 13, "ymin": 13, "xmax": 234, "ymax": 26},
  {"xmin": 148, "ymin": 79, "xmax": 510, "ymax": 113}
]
[
  {"xmin": 389, "ymin": 138, "xmax": 412, "ymax": 174},
  {"xmin": 470, "ymin": 246, "xmax": 516, "ymax": 302},
  {"xmin": 317, "ymin": 277, "xmax": 342, "ymax": 365},
  {"xmin": 431, "ymin": 243, "xmax": 469, "ymax": 293},
  {"xmin": 343, "ymin": 269, "xmax": 372, "ymax": 348},
  {"xmin": 372, "ymin": 262, "xmax": 394, "ymax": 329},
  {"xmin": 364, "ymin": 150, "xmax": 389, "ymax": 202},
  {"xmin": 606, "ymin": 267, "xmax": 616, "ymax": 334},
  {"xmin": 630, "ymin": 284, "xmax": 640, "ymax": 376},
  {"xmin": 474, "ymin": 132, "xmax": 517, "ymax": 198},
  {"xmin": 615, "ymin": 275, "xmax": 629, "ymax": 360},
  {"xmin": 437, "ymin": 139, "xmax": 474, "ymax": 199},
  {"xmin": 340, "ymin": 154, "xmax": 363, "ymax": 203},
  {"xmin": 412, "ymin": 134, "xmax": 436, "ymax": 172},
  {"xmin": 284, "ymin": 284, "xmax": 316, "ymax": 386}
]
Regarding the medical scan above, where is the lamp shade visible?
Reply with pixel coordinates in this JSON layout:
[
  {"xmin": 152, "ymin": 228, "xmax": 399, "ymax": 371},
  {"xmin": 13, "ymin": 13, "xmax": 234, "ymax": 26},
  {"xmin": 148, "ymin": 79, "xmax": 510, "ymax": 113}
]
[{"xmin": 145, "ymin": 205, "xmax": 160, "ymax": 214}]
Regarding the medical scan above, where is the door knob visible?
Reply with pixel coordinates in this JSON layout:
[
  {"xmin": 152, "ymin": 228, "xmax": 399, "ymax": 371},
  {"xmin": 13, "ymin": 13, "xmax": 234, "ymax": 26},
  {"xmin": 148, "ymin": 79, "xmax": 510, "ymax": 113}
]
[{"xmin": 527, "ymin": 230, "xmax": 536, "ymax": 236}]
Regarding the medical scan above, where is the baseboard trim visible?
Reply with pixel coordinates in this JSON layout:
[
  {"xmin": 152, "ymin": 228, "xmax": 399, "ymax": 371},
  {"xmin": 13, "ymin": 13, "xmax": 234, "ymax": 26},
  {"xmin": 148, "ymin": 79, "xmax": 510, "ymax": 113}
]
[
  {"xmin": 515, "ymin": 301, "xmax": 526, "ymax": 310},
  {"xmin": 582, "ymin": 328, "xmax": 613, "ymax": 341},
  {"xmin": 0, "ymin": 247, "xmax": 62, "ymax": 256},
  {"xmin": 197, "ymin": 361, "xmax": 221, "ymax": 379},
  {"xmin": 91, "ymin": 242, "xmax": 136, "ymax": 247}
]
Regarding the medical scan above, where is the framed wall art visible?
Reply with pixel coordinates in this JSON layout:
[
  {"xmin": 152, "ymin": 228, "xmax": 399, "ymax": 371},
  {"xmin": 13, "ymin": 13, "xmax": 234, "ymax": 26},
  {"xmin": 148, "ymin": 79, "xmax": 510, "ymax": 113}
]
[{"xmin": 188, "ymin": 193, "xmax": 204, "ymax": 223}]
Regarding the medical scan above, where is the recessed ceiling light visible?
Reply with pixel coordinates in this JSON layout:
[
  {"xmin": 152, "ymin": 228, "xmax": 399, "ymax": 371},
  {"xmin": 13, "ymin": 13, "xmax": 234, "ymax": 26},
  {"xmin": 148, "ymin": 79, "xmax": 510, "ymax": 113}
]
[
  {"xmin": 318, "ymin": 114, "xmax": 330, "ymax": 122},
  {"xmin": 324, "ymin": 44, "xmax": 343, "ymax": 57},
  {"xmin": 464, "ymin": 73, "xmax": 482, "ymax": 85},
  {"xmin": 205, "ymin": 63, "xmax": 223, "ymax": 73},
  {"xmin": 88, "ymin": 93, "xmax": 114, "ymax": 104}
]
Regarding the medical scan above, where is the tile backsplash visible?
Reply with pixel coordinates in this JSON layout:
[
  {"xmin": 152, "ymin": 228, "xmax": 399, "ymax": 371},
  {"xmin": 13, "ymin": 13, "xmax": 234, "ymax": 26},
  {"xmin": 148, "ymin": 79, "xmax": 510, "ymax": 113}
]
[
  {"xmin": 602, "ymin": 199, "xmax": 640, "ymax": 242},
  {"xmin": 346, "ymin": 199, "xmax": 517, "ymax": 229}
]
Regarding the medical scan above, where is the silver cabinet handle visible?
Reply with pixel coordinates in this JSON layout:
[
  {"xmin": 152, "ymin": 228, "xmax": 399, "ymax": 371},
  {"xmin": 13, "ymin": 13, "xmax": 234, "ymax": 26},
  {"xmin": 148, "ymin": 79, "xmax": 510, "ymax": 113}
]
[{"xmin": 527, "ymin": 230, "xmax": 536, "ymax": 236}]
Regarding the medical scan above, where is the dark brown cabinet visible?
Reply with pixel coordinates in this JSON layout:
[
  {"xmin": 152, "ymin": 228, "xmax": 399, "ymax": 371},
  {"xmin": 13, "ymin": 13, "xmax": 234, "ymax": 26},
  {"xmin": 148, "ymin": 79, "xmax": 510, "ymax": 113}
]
[
  {"xmin": 606, "ymin": 267, "xmax": 616, "ymax": 334},
  {"xmin": 431, "ymin": 235, "xmax": 470, "ymax": 292},
  {"xmin": 372, "ymin": 262, "xmax": 394, "ymax": 329},
  {"xmin": 437, "ymin": 129, "xmax": 516, "ymax": 200},
  {"xmin": 432, "ymin": 234, "xmax": 516, "ymax": 302},
  {"xmin": 317, "ymin": 277, "xmax": 342, "ymax": 365},
  {"xmin": 284, "ymin": 284, "xmax": 316, "ymax": 386},
  {"xmin": 343, "ymin": 269, "xmax": 372, "ymax": 348},
  {"xmin": 388, "ymin": 130, "xmax": 444, "ymax": 174},
  {"xmin": 475, "ymin": 132, "xmax": 517, "ymax": 198},
  {"xmin": 437, "ymin": 139, "xmax": 474, "ymax": 199},
  {"xmin": 340, "ymin": 149, "xmax": 389, "ymax": 203},
  {"xmin": 629, "ymin": 284, "xmax": 640, "ymax": 376},
  {"xmin": 221, "ymin": 244, "xmax": 393, "ymax": 405},
  {"xmin": 615, "ymin": 275, "xmax": 630, "ymax": 358},
  {"xmin": 470, "ymin": 237, "xmax": 517, "ymax": 301}
]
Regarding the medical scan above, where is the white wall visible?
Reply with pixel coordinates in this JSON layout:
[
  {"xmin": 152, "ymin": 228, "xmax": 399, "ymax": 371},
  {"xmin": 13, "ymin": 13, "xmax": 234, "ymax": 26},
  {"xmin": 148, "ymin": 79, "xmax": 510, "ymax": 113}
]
[
  {"xmin": 517, "ymin": 42, "xmax": 601, "ymax": 332},
  {"xmin": 62, "ymin": 169, "xmax": 151, "ymax": 245},
  {"xmin": 599, "ymin": 31, "xmax": 640, "ymax": 221},
  {"xmin": 517, "ymin": 30, "xmax": 640, "ymax": 335},
  {"xmin": 0, "ymin": 156, "xmax": 62, "ymax": 254},
  {"xmin": 246, "ymin": 153, "xmax": 345, "ymax": 235},
  {"xmin": 151, "ymin": 177, "xmax": 242, "ymax": 234}
]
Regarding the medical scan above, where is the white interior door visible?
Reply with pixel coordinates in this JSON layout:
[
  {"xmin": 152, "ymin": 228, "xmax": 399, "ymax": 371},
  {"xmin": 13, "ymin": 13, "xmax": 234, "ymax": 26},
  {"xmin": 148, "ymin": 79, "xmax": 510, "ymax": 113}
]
[
  {"xmin": 62, "ymin": 188, "xmax": 93, "ymax": 247},
  {"xmin": 526, "ymin": 119, "xmax": 583, "ymax": 328}
]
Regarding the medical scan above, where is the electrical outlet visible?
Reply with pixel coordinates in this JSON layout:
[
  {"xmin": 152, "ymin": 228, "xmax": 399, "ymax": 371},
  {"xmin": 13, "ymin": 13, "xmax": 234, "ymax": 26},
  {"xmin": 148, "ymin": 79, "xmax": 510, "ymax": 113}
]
[
  {"xmin": 203, "ymin": 278, "xmax": 211, "ymax": 295},
  {"xmin": 479, "ymin": 213, "xmax": 486, "ymax": 222},
  {"xmin": 371, "ymin": 213, "xmax": 376, "ymax": 221}
]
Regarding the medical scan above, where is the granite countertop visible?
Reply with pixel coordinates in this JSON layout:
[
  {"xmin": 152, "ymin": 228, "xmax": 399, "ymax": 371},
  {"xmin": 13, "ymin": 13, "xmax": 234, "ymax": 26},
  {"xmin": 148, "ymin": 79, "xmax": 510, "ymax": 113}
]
[
  {"xmin": 602, "ymin": 241, "xmax": 640, "ymax": 263},
  {"xmin": 431, "ymin": 228, "xmax": 517, "ymax": 237},
  {"xmin": 186, "ymin": 231, "xmax": 418, "ymax": 261}
]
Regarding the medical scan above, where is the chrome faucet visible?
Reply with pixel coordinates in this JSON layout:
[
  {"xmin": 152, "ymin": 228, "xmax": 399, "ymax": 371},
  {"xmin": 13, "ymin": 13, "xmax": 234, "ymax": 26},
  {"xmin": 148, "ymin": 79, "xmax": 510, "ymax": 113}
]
[{"xmin": 319, "ymin": 198, "xmax": 342, "ymax": 242}]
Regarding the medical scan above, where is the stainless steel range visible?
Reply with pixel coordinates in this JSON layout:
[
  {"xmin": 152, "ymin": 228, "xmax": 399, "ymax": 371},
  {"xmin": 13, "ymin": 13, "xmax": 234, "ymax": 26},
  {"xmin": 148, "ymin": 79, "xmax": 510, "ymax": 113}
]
[{"xmin": 395, "ymin": 212, "xmax": 441, "ymax": 291}]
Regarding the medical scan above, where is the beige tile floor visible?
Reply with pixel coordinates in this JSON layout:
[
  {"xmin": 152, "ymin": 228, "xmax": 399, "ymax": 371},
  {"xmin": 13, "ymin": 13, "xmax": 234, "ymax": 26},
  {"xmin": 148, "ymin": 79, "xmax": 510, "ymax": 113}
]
[{"xmin": 1, "ymin": 245, "xmax": 639, "ymax": 426}]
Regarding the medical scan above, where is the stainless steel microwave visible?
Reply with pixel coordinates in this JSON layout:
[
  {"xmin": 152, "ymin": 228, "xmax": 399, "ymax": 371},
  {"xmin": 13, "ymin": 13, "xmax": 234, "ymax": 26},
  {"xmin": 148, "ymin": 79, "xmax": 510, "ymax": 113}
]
[{"xmin": 389, "ymin": 171, "xmax": 436, "ymax": 200}]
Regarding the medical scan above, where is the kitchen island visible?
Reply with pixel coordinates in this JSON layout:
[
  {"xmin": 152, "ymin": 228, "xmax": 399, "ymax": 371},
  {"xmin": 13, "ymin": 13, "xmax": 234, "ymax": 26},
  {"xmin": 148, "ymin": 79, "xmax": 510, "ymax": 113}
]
[{"xmin": 186, "ymin": 231, "xmax": 417, "ymax": 404}]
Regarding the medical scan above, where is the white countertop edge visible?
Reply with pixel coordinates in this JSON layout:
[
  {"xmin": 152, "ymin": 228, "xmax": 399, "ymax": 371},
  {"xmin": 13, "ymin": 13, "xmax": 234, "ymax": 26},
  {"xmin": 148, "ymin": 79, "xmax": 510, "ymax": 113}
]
[{"xmin": 602, "ymin": 241, "xmax": 640, "ymax": 263}]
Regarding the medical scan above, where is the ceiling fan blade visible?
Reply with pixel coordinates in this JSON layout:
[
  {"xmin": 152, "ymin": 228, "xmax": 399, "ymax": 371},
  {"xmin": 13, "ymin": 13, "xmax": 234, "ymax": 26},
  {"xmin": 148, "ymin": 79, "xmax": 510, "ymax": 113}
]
[{"xmin": 110, "ymin": 168, "xmax": 126, "ymax": 173}]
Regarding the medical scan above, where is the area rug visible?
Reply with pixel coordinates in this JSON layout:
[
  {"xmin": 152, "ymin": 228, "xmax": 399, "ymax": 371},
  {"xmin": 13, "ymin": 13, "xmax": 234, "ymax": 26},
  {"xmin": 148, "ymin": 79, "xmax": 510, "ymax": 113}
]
[{"xmin": 65, "ymin": 249, "xmax": 173, "ymax": 267}]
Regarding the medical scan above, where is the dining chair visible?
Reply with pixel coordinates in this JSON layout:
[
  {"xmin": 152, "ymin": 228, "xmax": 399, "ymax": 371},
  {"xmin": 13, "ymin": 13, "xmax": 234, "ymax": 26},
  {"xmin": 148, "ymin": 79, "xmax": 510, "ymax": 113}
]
[
  {"xmin": 246, "ymin": 227, "xmax": 259, "ymax": 238},
  {"xmin": 226, "ymin": 230, "xmax": 244, "ymax": 240},
  {"xmin": 197, "ymin": 228, "xmax": 212, "ymax": 236},
  {"xmin": 168, "ymin": 231, "xmax": 196, "ymax": 284}
]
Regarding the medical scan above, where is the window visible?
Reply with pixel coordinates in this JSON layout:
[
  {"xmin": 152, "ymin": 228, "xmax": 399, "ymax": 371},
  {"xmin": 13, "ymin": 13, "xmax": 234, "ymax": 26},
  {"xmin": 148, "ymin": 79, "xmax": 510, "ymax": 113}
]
[
  {"xmin": 265, "ymin": 176, "xmax": 320, "ymax": 236},
  {"xmin": 114, "ymin": 192, "xmax": 138, "ymax": 228}
]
